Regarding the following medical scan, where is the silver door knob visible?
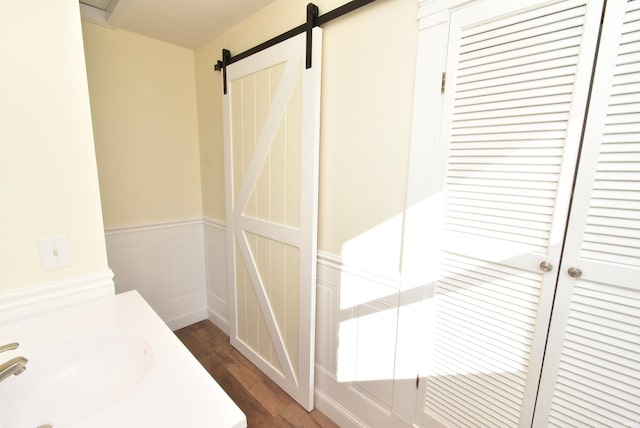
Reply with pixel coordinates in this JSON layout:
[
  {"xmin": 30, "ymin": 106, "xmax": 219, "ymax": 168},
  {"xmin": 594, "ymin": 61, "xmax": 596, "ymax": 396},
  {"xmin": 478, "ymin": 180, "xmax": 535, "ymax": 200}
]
[
  {"xmin": 539, "ymin": 261, "xmax": 552, "ymax": 272},
  {"xmin": 567, "ymin": 267, "xmax": 582, "ymax": 278}
]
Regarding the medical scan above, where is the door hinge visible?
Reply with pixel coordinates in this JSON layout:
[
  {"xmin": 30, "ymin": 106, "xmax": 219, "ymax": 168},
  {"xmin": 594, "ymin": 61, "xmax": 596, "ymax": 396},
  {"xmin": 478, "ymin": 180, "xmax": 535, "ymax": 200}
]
[
  {"xmin": 441, "ymin": 72, "xmax": 446, "ymax": 93},
  {"xmin": 416, "ymin": 374, "xmax": 420, "ymax": 389}
]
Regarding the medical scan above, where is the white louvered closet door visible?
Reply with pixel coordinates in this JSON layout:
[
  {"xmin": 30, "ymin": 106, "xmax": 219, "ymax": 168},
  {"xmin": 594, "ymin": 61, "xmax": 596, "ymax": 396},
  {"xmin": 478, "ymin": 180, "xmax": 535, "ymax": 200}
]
[
  {"xmin": 534, "ymin": 1, "xmax": 640, "ymax": 426},
  {"xmin": 414, "ymin": 0, "xmax": 604, "ymax": 427}
]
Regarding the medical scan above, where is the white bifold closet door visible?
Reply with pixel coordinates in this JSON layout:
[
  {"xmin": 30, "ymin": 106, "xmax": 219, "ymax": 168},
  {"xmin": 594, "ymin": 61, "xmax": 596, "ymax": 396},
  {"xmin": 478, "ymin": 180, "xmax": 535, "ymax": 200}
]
[
  {"xmin": 222, "ymin": 28, "xmax": 322, "ymax": 411},
  {"xmin": 413, "ymin": 0, "xmax": 604, "ymax": 426},
  {"xmin": 534, "ymin": 1, "xmax": 640, "ymax": 426}
]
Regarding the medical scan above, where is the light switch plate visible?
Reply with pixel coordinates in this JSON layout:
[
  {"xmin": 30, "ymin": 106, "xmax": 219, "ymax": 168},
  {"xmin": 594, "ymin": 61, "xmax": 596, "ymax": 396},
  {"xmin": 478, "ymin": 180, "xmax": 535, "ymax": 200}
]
[{"xmin": 38, "ymin": 235, "xmax": 71, "ymax": 271}]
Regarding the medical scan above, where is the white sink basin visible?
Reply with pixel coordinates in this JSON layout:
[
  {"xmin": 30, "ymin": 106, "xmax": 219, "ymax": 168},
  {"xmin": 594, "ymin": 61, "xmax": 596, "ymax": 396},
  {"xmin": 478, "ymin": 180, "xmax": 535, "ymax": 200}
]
[
  {"xmin": 0, "ymin": 291, "xmax": 246, "ymax": 428},
  {"xmin": 0, "ymin": 328, "xmax": 152, "ymax": 428}
]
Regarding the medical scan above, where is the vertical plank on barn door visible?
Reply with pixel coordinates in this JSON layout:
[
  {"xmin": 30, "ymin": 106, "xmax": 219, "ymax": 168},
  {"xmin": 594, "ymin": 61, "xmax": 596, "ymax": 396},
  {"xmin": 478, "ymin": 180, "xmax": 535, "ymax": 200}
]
[
  {"xmin": 222, "ymin": 28, "xmax": 322, "ymax": 411},
  {"xmin": 411, "ymin": 0, "xmax": 604, "ymax": 426}
]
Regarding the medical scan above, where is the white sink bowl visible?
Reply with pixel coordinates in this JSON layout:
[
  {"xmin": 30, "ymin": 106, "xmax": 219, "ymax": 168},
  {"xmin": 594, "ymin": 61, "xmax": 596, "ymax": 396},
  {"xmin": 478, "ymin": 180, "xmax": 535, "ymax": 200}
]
[
  {"xmin": 0, "ymin": 291, "xmax": 246, "ymax": 428},
  {"xmin": 0, "ymin": 328, "xmax": 152, "ymax": 428}
]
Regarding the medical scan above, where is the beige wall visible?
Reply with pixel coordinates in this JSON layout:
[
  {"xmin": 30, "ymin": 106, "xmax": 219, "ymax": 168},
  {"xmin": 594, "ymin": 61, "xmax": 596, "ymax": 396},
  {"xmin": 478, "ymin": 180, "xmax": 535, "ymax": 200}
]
[
  {"xmin": 0, "ymin": 1, "xmax": 109, "ymax": 291},
  {"xmin": 195, "ymin": 0, "xmax": 417, "ymax": 274},
  {"xmin": 82, "ymin": 23, "xmax": 203, "ymax": 227}
]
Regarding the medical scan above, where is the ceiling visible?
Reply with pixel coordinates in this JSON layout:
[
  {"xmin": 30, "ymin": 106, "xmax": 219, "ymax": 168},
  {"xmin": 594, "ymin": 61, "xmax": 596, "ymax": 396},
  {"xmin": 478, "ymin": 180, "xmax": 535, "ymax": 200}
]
[{"xmin": 79, "ymin": 0, "xmax": 278, "ymax": 49}]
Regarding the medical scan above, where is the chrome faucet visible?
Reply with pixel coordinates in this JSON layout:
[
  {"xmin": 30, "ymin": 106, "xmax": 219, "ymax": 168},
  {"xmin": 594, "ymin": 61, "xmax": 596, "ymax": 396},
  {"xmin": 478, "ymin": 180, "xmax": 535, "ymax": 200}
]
[{"xmin": 0, "ymin": 342, "xmax": 28, "ymax": 383}]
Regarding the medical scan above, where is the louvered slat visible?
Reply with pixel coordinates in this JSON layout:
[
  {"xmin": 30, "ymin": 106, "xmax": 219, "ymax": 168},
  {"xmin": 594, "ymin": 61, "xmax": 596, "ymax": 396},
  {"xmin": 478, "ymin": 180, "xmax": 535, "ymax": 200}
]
[
  {"xmin": 453, "ymin": 75, "xmax": 576, "ymax": 102},
  {"xmin": 585, "ymin": 225, "xmax": 640, "ymax": 243},
  {"xmin": 587, "ymin": 205, "xmax": 640, "ymax": 220},
  {"xmin": 447, "ymin": 189, "xmax": 556, "ymax": 208},
  {"xmin": 583, "ymin": 236, "xmax": 640, "ymax": 255},
  {"xmin": 611, "ymin": 70, "xmax": 640, "ymax": 88},
  {"xmin": 548, "ymin": 405, "xmax": 594, "ymax": 428},
  {"xmin": 555, "ymin": 376, "xmax": 638, "ymax": 419},
  {"xmin": 444, "ymin": 212, "xmax": 549, "ymax": 231},
  {"xmin": 558, "ymin": 352, "xmax": 639, "ymax": 394},
  {"xmin": 440, "ymin": 260, "xmax": 541, "ymax": 302},
  {"xmin": 427, "ymin": 372, "xmax": 521, "ymax": 424},
  {"xmin": 562, "ymin": 336, "xmax": 640, "ymax": 377},
  {"xmin": 456, "ymin": 100, "xmax": 569, "ymax": 121},
  {"xmin": 447, "ymin": 182, "xmax": 558, "ymax": 199},
  {"xmin": 550, "ymin": 388, "xmax": 627, "ymax": 426},
  {"xmin": 457, "ymin": 49, "xmax": 582, "ymax": 86},
  {"xmin": 428, "ymin": 380, "xmax": 513, "ymax": 427},
  {"xmin": 442, "ymin": 316, "xmax": 528, "ymax": 361},
  {"xmin": 598, "ymin": 141, "xmax": 640, "ymax": 152},
  {"xmin": 607, "ymin": 91, "xmax": 640, "ymax": 108},
  {"xmin": 574, "ymin": 278, "xmax": 640, "ymax": 305}
]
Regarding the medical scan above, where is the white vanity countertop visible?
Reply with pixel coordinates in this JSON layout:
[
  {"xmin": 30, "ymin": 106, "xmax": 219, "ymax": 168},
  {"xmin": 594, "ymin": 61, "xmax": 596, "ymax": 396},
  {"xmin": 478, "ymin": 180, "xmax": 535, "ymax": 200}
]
[{"xmin": 0, "ymin": 291, "xmax": 247, "ymax": 428}]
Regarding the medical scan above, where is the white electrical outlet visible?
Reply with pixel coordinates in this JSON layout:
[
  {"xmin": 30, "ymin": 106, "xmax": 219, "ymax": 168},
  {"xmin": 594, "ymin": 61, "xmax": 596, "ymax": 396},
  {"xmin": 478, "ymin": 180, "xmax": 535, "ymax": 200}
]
[{"xmin": 38, "ymin": 235, "xmax": 71, "ymax": 271}]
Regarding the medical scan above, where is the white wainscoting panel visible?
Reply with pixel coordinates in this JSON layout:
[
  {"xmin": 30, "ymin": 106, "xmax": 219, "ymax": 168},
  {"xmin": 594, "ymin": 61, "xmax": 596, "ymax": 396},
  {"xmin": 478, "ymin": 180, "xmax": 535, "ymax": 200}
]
[
  {"xmin": 203, "ymin": 217, "xmax": 230, "ymax": 334},
  {"xmin": 105, "ymin": 219, "xmax": 207, "ymax": 331},
  {"xmin": 315, "ymin": 253, "xmax": 401, "ymax": 428},
  {"xmin": 0, "ymin": 269, "xmax": 115, "ymax": 325}
]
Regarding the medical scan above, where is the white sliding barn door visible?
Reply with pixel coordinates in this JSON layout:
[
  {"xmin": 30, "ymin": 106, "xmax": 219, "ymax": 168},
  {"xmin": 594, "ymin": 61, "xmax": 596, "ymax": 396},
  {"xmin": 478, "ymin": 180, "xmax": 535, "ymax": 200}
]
[
  {"xmin": 534, "ymin": 1, "xmax": 640, "ymax": 425},
  {"xmin": 413, "ymin": 0, "xmax": 603, "ymax": 426},
  {"xmin": 222, "ymin": 28, "xmax": 322, "ymax": 411}
]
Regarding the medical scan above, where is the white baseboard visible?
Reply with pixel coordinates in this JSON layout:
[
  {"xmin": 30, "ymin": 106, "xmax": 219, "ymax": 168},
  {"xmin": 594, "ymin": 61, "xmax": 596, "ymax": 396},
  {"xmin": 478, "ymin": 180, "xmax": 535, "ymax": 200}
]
[
  {"xmin": 207, "ymin": 307, "xmax": 230, "ymax": 335},
  {"xmin": 0, "ymin": 269, "xmax": 115, "ymax": 325},
  {"xmin": 166, "ymin": 307, "xmax": 209, "ymax": 331},
  {"xmin": 315, "ymin": 387, "xmax": 368, "ymax": 428}
]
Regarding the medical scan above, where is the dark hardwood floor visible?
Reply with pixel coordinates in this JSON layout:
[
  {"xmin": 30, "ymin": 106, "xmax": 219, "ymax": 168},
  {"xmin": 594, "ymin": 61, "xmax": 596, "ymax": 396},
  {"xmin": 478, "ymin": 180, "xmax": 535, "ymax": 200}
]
[{"xmin": 175, "ymin": 320, "xmax": 339, "ymax": 428}]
